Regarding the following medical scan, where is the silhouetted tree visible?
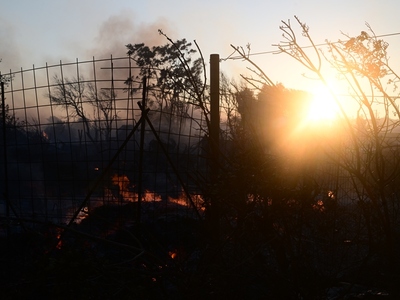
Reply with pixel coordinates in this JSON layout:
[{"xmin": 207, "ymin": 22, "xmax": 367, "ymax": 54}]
[
  {"xmin": 49, "ymin": 76, "xmax": 117, "ymax": 143},
  {"xmin": 125, "ymin": 31, "xmax": 210, "ymax": 131},
  {"xmin": 275, "ymin": 16, "xmax": 400, "ymax": 258},
  {"xmin": 224, "ymin": 16, "xmax": 400, "ymax": 298}
]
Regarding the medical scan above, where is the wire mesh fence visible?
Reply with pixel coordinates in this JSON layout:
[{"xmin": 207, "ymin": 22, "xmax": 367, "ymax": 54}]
[
  {"xmin": 0, "ymin": 56, "xmax": 212, "ymax": 236},
  {"xmin": 0, "ymin": 56, "xmax": 373, "ymax": 251},
  {"xmin": 1, "ymin": 56, "xmax": 398, "ymax": 298},
  {"xmin": 0, "ymin": 57, "xmax": 218, "ymax": 297}
]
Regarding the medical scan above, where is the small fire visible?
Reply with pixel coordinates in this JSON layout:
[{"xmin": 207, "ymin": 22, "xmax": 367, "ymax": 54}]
[
  {"xmin": 168, "ymin": 196, "xmax": 187, "ymax": 206},
  {"xmin": 169, "ymin": 193, "xmax": 205, "ymax": 210},
  {"xmin": 56, "ymin": 228, "xmax": 64, "ymax": 250},
  {"xmin": 110, "ymin": 174, "xmax": 163, "ymax": 202},
  {"xmin": 169, "ymin": 250, "xmax": 177, "ymax": 259},
  {"xmin": 107, "ymin": 174, "xmax": 206, "ymax": 214},
  {"xmin": 312, "ymin": 200, "xmax": 325, "ymax": 212},
  {"xmin": 112, "ymin": 174, "xmax": 130, "ymax": 193},
  {"xmin": 42, "ymin": 131, "xmax": 49, "ymax": 140},
  {"xmin": 143, "ymin": 190, "xmax": 162, "ymax": 202}
]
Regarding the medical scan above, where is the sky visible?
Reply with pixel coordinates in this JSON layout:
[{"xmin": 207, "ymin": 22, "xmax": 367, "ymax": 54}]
[{"xmin": 1, "ymin": 0, "xmax": 400, "ymax": 92}]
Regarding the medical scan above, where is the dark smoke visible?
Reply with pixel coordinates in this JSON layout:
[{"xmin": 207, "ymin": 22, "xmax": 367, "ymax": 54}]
[{"xmin": 88, "ymin": 12, "xmax": 176, "ymax": 59}]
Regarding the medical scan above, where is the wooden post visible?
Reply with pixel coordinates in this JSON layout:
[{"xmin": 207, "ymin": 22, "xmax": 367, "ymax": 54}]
[
  {"xmin": 210, "ymin": 54, "xmax": 220, "ymax": 162},
  {"xmin": 209, "ymin": 54, "xmax": 220, "ymax": 240}
]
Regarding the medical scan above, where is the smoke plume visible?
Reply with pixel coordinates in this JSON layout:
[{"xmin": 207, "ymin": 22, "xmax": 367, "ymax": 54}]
[
  {"xmin": 88, "ymin": 11, "xmax": 176, "ymax": 59},
  {"xmin": 0, "ymin": 17, "xmax": 22, "ymax": 73}
]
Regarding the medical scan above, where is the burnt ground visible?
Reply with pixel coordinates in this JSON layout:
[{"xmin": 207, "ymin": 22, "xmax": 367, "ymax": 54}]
[{"xmin": 1, "ymin": 202, "xmax": 399, "ymax": 299}]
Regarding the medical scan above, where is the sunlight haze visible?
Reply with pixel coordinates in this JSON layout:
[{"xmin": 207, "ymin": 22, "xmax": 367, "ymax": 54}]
[{"xmin": 1, "ymin": 0, "xmax": 399, "ymax": 97}]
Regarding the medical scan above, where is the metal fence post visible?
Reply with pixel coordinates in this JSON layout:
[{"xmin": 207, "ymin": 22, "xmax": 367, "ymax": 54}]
[
  {"xmin": 137, "ymin": 76, "xmax": 147, "ymax": 223},
  {"xmin": 1, "ymin": 80, "xmax": 9, "ymax": 220}
]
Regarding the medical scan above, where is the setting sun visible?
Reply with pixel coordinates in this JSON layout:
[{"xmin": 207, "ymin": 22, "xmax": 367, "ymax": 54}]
[{"xmin": 306, "ymin": 86, "xmax": 339, "ymax": 122}]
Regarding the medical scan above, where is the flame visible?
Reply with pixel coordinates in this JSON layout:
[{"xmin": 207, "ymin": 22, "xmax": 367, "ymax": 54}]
[
  {"xmin": 108, "ymin": 174, "xmax": 206, "ymax": 214},
  {"xmin": 42, "ymin": 131, "xmax": 49, "ymax": 140},
  {"xmin": 110, "ymin": 174, "xmax": 164, "ymax": 202},
  {"xmin": 312, "ymin": 200, "xmax": 325, "ymax": 212},
  {"xmin": 112, "ymin": 174, "xmax": 130, "ymax": 192},
  {"xmin": 169, "ymin": 250, "xmax": 177, "ymax": 259},
  {"xmin": 56, "ymin": 228, "xmax": 64, "ymax": 250},
  {"xmin": 168, "ymin": 193, "xmax": 205, "ymax": 210},
  {"xmin": 143, "ymin": 190, "xmax": 162, "ymax": 202},
  {"xmin": 168, "ymin": 196, "xmax": 187, "ymax": 206}
]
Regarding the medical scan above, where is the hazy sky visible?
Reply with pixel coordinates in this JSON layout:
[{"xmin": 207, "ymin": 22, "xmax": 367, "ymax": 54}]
[{"xmin": 1, "ymin": 0, "xmax": 400, "ymax": 91}]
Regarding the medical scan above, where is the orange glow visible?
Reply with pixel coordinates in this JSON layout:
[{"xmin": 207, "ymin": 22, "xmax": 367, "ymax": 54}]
[
  {"xmin": 110, "ymin": 174, "xmax": 163, "ymax": 202},
  {"xmin": 56, "ymin": 228, "xmax": 64, "ymax": 250},
  {"xmin": 112, "ymin": 174, "xmax": 130, "ymax": 191},
  {"xmin": 143, "ymin": 190, "xmax": 162, "ymax": 202},
  {"xmin": 312, "ymin": 200, "xmax": 325, "ymax": 212},
  {"xmin": 169, "ymin": 192, "xmax": 205, "ymax": 210},
  {"xmin": 169, "ymin": 250, "xmax": 177, "ymax": 259},
  {"xmin": 108, "ymin": 175, "xmax": 205, "ymax": 212}
]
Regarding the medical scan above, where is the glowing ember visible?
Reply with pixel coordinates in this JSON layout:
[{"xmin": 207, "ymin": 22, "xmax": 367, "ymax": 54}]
[
  {"xmin": 312, "ymin": 200, "xmax": 325, "ymax": 212},
  {"xmin": 143, "ymin": 190, "xmax": 162, "ymax": 202},
  {"xmin": 56, "ymin": 228, "xmax": 63, "ymax": 250},
  {"xmin": 74, "ymin": 207, "xmax": 89, "ymax": 224},
  {"xmin": 168, "ymin": 193, "xmax": 205, "ymax": 210},
  {"xmin": 110, "ymin": 174, "xmax": 163, "ymax": 202},
  {"xmin": 169, "ymin": 250, "xmax": 177, "ymax": 259}
]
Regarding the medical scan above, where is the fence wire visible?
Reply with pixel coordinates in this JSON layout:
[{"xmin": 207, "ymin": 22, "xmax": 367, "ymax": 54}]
[
  {"xmin": 0, "ymin": 57, "xmax": 210, "ymax": 235},
  {"xmin": 1, "ymin": 56, "xmax": 399, "ymax": 298}
]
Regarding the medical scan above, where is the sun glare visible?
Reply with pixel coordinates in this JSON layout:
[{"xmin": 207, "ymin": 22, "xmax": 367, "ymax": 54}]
[{"xmin": 306, "ymin": 86, "xmax": 339, "ymax": 122}]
